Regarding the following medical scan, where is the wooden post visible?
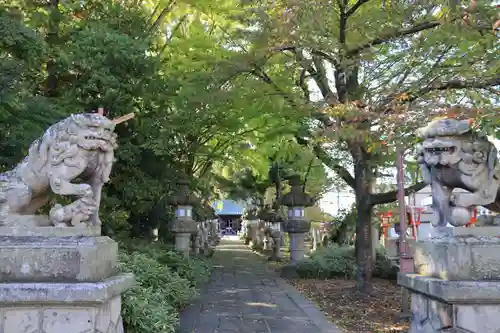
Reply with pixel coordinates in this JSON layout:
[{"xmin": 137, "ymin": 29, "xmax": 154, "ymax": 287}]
[
  {"xmin": 396, "ymin": 149, "xmax": 413, "ymax": 315},
  {"xmin": 94, "ymin": 107, "xmax": 135, "ymax": 125},
  {"xmin": 113, "ymin": 113, "xmax": 135, "ymax": 124}
]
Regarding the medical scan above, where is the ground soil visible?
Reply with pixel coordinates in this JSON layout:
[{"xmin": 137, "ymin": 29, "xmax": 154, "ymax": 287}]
[{"xmin": 286, "ymin": 278, "xmax": 410, "ymax": 333}]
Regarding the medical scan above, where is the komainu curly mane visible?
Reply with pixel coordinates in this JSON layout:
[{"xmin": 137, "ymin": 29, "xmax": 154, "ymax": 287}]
[{"xmin": 0, "ymin": 113, "xmax": 117, "ymax": 227}]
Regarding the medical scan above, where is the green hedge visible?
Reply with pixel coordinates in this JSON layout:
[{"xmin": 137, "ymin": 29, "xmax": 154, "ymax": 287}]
[
  {"xmin": 118, "ymin": 240, "xmax": 212, "ymax": 333},
  {"xmin": 295, "ymin": 245, "xmax": 397, "ymax": 280}
]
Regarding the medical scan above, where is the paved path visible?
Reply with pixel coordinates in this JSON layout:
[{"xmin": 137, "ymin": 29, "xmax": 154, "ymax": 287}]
[{"xmin": 178, "ymin": 237, "xmax": 342, "ymax": 333}]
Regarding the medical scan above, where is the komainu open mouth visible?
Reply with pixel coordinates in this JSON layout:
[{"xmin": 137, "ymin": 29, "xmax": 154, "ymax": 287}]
[
  {"xmin": 425, "ymin": 147, "xmax": 456, "ymax": 153},
  {"xmin": 84, "ymin": 136, "xmax": 107, "ymax": 141}
]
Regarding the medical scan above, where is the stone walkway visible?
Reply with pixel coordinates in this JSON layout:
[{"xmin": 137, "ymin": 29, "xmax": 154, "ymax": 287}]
[{"xmin": 178, "ymin": 237, "xmax": 342, "ymax": 333}]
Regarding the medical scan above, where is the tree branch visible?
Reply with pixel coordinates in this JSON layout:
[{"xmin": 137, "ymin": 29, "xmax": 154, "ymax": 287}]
[
  {"xmin": 312, "ymin": 49, "xmax": 339, "ymax": 67},
  {"xmin": 269, "ymin": 46, "xmax": 339, "ymax": 67},
  {"xmin": 311, "ymin": 54, "xmax": 336, "ymax": 100},
  {"xmin": 158, "ymin": 15, "xmax": 188, "ymax": 55},
  {"xmin": 370, "ymin": 181, "xmax": 426, "ymax": 205},
  {"xmin": 407, "ymin": 76, "xmax": 500, "ymax": 103},
  {"xmin": 149, "ymin": 0, "xmax": 176, "ymax": 33},
  {"xmin": 148, "ymin": 0, "xmax": 162, "ymax": 23},
  {"xmin": 346, "ymin": 21, "xmax": 441, "ymax": 57},
  {"xmin": 250, "ymin": 69, "xmax": 301, "ymax": 108},
  {"xmin": 302, "ymin": 157, "xmax": 315, "ymax": 192},
  {"xmin": 338, "ymin": 2, "xmax": 347, "ymax": 45},
  {"xmin": 346, "ymin": 0, "xmax": 372, "ymax": 17},
  {"xmin": 312, "ymin": 145, "xmax": 356, "ymax": 189},
  {"xmin": 296, "ymin": 68, "xmax": 310, "ymax": 101}
]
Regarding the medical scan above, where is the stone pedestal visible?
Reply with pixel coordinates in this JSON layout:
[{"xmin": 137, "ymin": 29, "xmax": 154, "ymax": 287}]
[
  {"xmin": 286, "ymin": 218, "xmax": 310, "ymax": 263},
  {"xmin": 0, "ymin": 224, "xmax": 134, "ymax": 333},
  {"xmin": 268, "ymin": 230, "xmax": 282, "ymax": 262},
  {"xmin": 190, "ymin": 233, "xmax": 200, "ymax": 255},
  {"xmin": 172, "ymin": 218, "xmax": 198, "ymax": 257},
  {"xmin": 244, "ymin": 221, "xmax": 257, "ymax": 247},
  {"xmin": 250, "ymin": 222, "xmax": 265, "ymax": 251},
  {"xmin": 175, "ymin": 232, "xmax": 191, "ymax": 257},
  {"xmin": 399, "ymin": 226, "xmax": 500, "ymax": 333},
  {"xmin": 321, "ymin": 233, "xmax": 329, "ymax": 247},
  {"xmin": 311, "ymin": 228, "xmax": 319, "ymax": 251},
  {"xmin": 371, "ymin": 226, "xmax": 379, "ymax": 261},
  {"xmin": 289, "ymin": 233, "xmax": 306, "ymax": 263},
  {"xmin": 207, "ymin": 220, "xmax": 220, "ymax": 247},
  {"xmin": 263, "ymin": 233, "xmax": 271, "ymax": 251}
]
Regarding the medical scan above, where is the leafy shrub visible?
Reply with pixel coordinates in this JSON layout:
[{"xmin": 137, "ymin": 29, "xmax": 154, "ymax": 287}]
[
  {"xmin": 118, "ymin": 240, "xmax": 213, "ymax": 333},
  {"xmin": 373, "ymin": 246, "xmax": 399, "ymax": 280},
  {"xmin": 295, "ymin": 245, "xmax": 397, "ymax": 280},
  {"xmin": 156, "ymin": 251, "xmax": 213, "ymax": 287}
]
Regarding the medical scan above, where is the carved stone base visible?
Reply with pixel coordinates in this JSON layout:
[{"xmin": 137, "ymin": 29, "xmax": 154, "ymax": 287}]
[
  {"xmin": 400, "ymin": 273, "xmax": 500, "ymax": 333},
  {"xmin": 0, "ymin": 220, "xmax": 134, "ymax": 333},
  {"xmin": 0, "ymin": 274, "xmax": 133, "ymax": 333},
  {"xmin": 0, "ymin": 235, "xmax": 118, "ymax": 282},
  {"xmin": 415, "ymin": 226, "xmax": 500, "ymax": 280}
]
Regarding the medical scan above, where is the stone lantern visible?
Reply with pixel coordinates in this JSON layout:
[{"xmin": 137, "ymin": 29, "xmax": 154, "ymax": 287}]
[
  {"xmin": 198, "ymin": 202, "xmax": 217, "ymax": 256},
  {"xmin": 280, "ymin": 175, "xmax": 313, "ymax": 263},
  {"xmin": 242, "ymin": 207, "xmax": 259, "ymax": 245},
  {"xmin": 167, "ymin": 177, "xmax": 199, "ymax": 257},
  {"xmin": 267, "ymin": 208, "xmax": 285, "ymax": 261}
]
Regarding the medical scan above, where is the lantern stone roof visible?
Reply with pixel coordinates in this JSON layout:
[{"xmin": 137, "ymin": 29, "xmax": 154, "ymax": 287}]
[
  {"xmin": 280, "ymin": 175, "xmax": 314, "ymax": 207},
  {"xmin": 167, "ymin": 178, "xmax": 198, "ymax": 206}
]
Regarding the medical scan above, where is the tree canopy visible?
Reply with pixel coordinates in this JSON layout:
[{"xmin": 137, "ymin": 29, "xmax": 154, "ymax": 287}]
[
  {"xmin": 214, "ymin": 0, "xmax": 499, "ymax": 291},
  {"xmin": 1, "ymin": 0, "xmax": 498, "ymax": 291}
]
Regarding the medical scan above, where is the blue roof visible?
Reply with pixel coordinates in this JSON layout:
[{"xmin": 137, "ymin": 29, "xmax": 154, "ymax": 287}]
[{"xmin": 212, "ymin": 200, "xmax": 244, "ymax": 215}]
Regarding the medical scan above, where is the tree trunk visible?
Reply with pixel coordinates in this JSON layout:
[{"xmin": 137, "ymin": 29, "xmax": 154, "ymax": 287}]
[
  {"xmin": 354, "ymin": 197, "xmax": 374, "ymax": 292},
  {"xmin": 353, "ymin": 154, "xmax": 374, "ymax": 293},
  {"xmin": 45, "ymin": 0, "xmax": 60, "ymax": 97}
]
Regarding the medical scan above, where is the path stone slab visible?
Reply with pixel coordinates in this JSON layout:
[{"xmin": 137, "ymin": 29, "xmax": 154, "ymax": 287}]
[{"xmin": 178, "ymin": 238, "xmax": 342, "ymax": 333}]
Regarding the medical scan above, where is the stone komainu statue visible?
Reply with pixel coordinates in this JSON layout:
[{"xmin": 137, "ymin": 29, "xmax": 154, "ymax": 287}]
[
  {"xmin": 416, "ymin": 118, "xmax": 500, "ymax": 227},
  {"xmin": 0, "ymin": 113, "xmax": 117, "ymax": 227}
]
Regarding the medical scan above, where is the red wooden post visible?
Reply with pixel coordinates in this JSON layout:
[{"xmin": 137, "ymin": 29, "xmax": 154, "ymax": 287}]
[
  {"xmin": 408, "ymin": 207, "xmax": 423, "ymax": 239},
  {"xmin": 379, "ymin": 212, "xmax": 392, "ymax": 238},
  {"xmin": 466, "ymin": 207, "xmax": 477, "ymax": 227}
]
